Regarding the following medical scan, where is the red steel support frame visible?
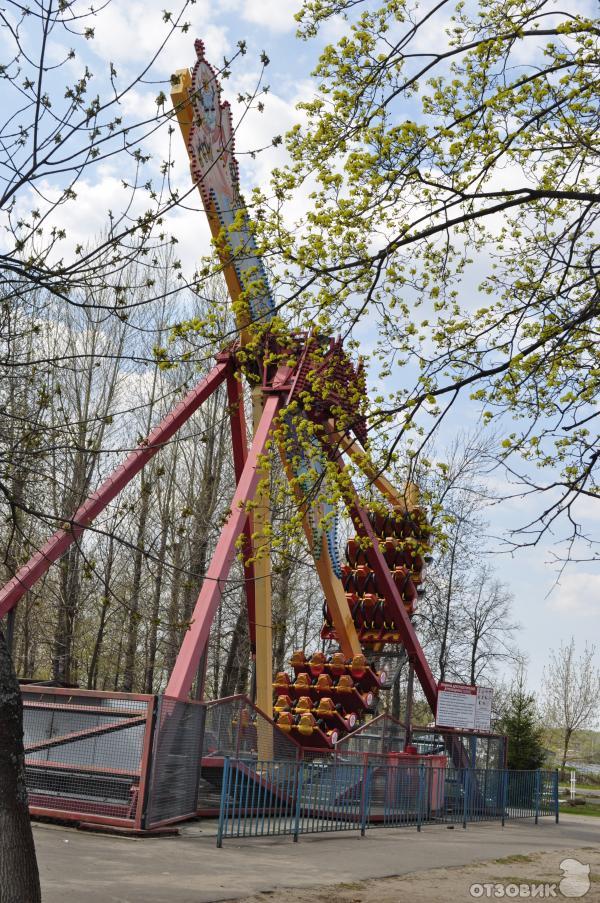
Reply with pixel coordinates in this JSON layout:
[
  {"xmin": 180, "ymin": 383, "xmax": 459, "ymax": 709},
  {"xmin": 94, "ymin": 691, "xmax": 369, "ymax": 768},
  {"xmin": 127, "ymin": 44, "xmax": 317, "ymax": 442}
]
[
  {"xmin": 226, "ymin": 372, "xmax": 257, "ymax": 652},
  {"xmin": 0, "ymin": 359, "xmax": 230, "ymax": 620},
  {"xmin": 166, "ymin": 392, "xmax": 283, "ymax": 700}
]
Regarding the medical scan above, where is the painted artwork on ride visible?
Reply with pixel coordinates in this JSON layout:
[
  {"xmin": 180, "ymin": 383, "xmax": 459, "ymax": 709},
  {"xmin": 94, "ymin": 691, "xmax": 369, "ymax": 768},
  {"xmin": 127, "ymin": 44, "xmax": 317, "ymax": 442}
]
[{"xmin": 187, "ymin": 39, "xmax": 274, "ymax": 325}]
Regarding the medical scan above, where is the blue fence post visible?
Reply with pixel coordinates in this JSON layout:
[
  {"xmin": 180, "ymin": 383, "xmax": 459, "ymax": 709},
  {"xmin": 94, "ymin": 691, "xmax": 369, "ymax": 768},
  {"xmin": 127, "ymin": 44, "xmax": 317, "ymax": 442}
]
[
  {"xmin": 293, "ymin": 760, "xmax": 304, "ymax": 842},
  {"xmin": 463, "ymin": 768, "xmax": 469, "ymax": 829},
  {"xmin": 554, "ymin": 769, "xmax": 559, "ymax": 823},
  {"xmin": 360, "ymin": 761, "xmax": 371, "ymax": 837},
  {"xmin": 216, "ymin": 757, "xmax": 230, "ymax": 848},
  {"xmin": 534, "ymin": 769, "xmax": 540, "ymax": 825},
  {"xmin": 417, "ymin": 763, "xmax": 426, "ymax": 832},
  {"xmin": 501, "ymin": 768, "xmax": 508, "ymax": 827}
]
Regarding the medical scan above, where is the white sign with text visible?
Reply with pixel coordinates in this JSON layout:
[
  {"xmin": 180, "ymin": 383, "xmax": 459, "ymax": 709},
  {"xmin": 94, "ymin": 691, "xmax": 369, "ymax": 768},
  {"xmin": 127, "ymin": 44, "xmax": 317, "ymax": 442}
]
[{"xmin": 436, "ymin": 682, "xmax": 493, "ymax": 731}]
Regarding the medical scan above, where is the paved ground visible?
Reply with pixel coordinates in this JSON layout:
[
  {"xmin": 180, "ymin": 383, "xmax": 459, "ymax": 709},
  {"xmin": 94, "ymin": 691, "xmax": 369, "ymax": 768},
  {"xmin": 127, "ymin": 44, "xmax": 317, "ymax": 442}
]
[
  {"xmin": 235, "ymin": 846, "xmax": 600, "ymax": 903},
  {"xmin": 35, "ymin": 815, "xmax": 599, "ymax": 903}
]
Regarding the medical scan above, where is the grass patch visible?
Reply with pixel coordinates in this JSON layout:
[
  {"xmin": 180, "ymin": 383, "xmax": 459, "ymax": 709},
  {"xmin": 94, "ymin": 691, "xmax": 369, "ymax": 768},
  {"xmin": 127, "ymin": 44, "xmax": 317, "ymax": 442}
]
[
  {"xmin": 560, "ymin": 803, "xmax": 600, "ymax": 817},
  {"xmin": 493, "ymin": 854, "xmax": 536, "ymax": 865},
  {"xmin": 558, "ymin": 781, "xmax": 600, "ymax": 790}
]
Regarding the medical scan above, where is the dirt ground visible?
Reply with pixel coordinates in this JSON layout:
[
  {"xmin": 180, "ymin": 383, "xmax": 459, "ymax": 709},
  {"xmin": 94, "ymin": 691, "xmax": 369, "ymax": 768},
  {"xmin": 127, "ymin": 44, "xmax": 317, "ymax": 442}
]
[{"xmin": 233, "ymin": 846, "xmax": 600, "ymax": 903}]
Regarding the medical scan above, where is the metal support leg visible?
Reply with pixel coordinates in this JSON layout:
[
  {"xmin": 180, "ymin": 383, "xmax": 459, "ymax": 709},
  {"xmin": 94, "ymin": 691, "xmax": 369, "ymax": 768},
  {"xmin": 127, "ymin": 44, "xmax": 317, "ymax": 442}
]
[
  {"xmin": 165, "ymin": 393, "xmax": 282, "ymax": 700},
  {"xmin": 251, "ymin": 387, "xmax": 274, "ymax": 727}
]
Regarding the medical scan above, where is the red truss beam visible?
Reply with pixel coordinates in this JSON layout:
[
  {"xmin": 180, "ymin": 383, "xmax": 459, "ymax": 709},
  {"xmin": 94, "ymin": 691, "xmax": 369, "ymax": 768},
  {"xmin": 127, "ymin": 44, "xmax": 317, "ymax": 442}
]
[
  {"xmin": 0, "ymin": 359, "xmax": 231, "ymax": 620},
  {"xmin": 25, "ymin": 716, "xmax": 147, "ymax": 755},
  {"xmin": 166, "ymin": 392, "xmax": 283, "ymax": 700}
]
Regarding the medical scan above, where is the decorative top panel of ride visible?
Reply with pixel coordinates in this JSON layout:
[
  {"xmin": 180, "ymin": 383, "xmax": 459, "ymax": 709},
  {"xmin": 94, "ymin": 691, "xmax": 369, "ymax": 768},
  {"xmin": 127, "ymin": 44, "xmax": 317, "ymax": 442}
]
[{"xmin": 188, "ymin": 40, "xmax": 275, "ymax": 326}]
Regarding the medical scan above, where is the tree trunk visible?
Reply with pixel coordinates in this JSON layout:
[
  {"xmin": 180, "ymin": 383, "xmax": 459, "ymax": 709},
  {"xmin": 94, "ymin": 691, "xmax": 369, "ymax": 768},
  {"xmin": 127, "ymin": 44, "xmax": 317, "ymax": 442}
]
[
  {"xmin": 122, "ymin": 477, "xmax": 151, "ymax": 692},
  {"xmin": 145, "ymin": 526, "xmax": 168, "ymax": 694},
  {"xmin": 220, "ymin": 607, "xmax": 248, "ymax": 698},
  {"xmin": 391, "ymin": 671, "xmax": 401, "ymax": 721},
  {"xmin": 561, "ymin": 727, "xmax": 573, "ymax": 777},
  {"xmin": 0, "ymin": 629, "xmax": 41, "ymax": 903},
  {"xmin": 53, "ymin": 543, "xmax": 81, "ymax": 685},
  {"xmin": 87, "ymin": 533, "xmax": 115, "ymax": 690},
  {"xmin": 164, "ymin": 538, "xmax": 183, "ymax": 678},
  {"xmin": 438, "ymin": 527, "xmax": 459, "ymax": 683},
  {"xmin": 273, "ymin": 563, "xmax": 292, "ymax": 675}
]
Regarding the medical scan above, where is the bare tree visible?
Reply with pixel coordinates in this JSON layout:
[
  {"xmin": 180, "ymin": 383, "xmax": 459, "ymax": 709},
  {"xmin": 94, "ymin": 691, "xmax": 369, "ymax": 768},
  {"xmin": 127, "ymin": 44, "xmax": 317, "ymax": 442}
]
[
  {"xmin": 543, "ymin": 638, "xmax": 600, "ymax": 774},
  {"xmin": 462, "ymin": 566, "xmax": 517, "ymax": 686},
  {"xmin": 416, "ymin": 433, "xmax": 519, "ymax": 686}
]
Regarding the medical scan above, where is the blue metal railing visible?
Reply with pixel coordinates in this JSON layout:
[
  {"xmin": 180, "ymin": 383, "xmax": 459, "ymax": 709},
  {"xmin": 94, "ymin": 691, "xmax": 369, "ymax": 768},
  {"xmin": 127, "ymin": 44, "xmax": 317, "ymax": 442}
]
[{"xmin": 216, "ymin": 760, "xmax": 559, "ymax": 845}]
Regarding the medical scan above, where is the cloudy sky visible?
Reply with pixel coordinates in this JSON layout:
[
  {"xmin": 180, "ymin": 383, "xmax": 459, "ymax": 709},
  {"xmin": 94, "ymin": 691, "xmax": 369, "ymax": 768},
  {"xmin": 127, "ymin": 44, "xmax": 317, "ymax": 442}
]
[{"xmin": 8, "ymin": 0, "xmax": 599, "ymax": 693}]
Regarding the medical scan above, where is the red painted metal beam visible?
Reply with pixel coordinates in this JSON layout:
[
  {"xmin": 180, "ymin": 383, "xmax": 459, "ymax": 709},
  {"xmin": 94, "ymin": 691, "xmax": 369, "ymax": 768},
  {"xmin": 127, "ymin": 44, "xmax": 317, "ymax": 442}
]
[
  {"xmin": 328, "ymin": 453, "xmax": 438, "ymax": 714},
  {"xmin": 226, "ymin": 372, "xmax": 257, "ymax": 652},
  {"xmin": 165, "ymin": 393, "xmax": 283, "ymax": 700},
  {"xmin": 25, "ymin": 716, "xmax": 147, "ymax": 754},
  {"xmin": 0, "ymin": 359, "xmax": 231, "ymax": 620}
]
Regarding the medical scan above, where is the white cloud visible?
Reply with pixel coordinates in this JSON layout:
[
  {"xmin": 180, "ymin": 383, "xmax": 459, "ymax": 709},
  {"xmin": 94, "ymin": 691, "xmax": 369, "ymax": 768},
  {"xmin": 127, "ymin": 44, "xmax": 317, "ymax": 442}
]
[
  {"xmin": 241, "ymin": 0, "xmax": 301, "ymax": 33},
  {"xmin": 90, "ymin": 2, "xmax": 229, "ymax": 76},
  {"xmin": 548, "ymin": 572, "xmax": 600, "ymax": 616}
]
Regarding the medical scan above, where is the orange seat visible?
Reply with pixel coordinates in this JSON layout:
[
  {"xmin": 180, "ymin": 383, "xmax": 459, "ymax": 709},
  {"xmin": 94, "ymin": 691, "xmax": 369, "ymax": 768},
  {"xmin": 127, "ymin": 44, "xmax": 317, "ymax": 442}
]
[
  {"xmin": 296, "ymin": 712, "xmax": 316, "ymax": 736},
  {"xmin": 328, "ymin": 652, "xmax": 347, "ymax": 676},
  {"xmin": 290, "ymin": 649, "xmax": 307, "ymax": 670},
  {"xmin": 349, "ymin": 653, "xmax": 368, "ymax": 679},
  {"xmin": 276, "ymin": 712, "xmax": 293, "ymax": 732},
  {"xmin": 273, "ymin": 672, "xmax": 291, "ymax": 691},
  {"xmin": 315, "ymin": 697, "xmax": 336, "ymax": 716},
  {"xmin": 274, "ymin": 694, "xmax": 292, "ymax": 714},
  {"xmin": 293, "ymin": 673, "xmax": 312, "ymax": 692},
  {"xmin": 308, "ymin": 651, "xmax": 327, "ymax": 676},
  {"xmin": 315, "ymin": 673, "xmax": 333, "ymax": 693}
]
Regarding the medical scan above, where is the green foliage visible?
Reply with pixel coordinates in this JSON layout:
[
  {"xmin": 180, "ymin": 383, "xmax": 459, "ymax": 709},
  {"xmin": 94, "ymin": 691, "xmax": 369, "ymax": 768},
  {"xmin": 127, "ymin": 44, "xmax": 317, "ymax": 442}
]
[
  {"xmin": 255, "ymin": 0, "xmax": 600, "ymax": 548},
  {"xmin": 499, "ymin": 678, "xmax": 546, "ymax": 770}
]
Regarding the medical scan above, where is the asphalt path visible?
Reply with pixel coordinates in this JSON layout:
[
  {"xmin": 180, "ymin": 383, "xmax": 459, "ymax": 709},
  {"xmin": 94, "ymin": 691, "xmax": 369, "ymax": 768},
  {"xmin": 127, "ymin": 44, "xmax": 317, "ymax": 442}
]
[{"xmin": 34, "ymin": 814, "xmax": 599, "ymax": 903}]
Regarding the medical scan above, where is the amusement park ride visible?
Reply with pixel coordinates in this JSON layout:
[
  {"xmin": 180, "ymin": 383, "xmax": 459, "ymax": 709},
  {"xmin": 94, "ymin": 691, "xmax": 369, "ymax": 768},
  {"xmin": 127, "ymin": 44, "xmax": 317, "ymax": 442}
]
[{"xmin": 0, "ymin": 41, "xmax": 440, "ymax": 758}]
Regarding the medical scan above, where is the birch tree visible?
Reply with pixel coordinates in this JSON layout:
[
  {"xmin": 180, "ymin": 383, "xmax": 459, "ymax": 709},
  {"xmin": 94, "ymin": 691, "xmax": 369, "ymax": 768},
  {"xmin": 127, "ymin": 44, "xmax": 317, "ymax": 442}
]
[{"xmin": 543, "ymin": 638, "xmax": 600, "ymax": 774}]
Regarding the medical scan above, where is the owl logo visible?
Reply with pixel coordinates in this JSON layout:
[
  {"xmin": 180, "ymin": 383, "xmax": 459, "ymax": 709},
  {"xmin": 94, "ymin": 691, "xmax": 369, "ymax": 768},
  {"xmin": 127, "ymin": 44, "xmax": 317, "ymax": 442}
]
[{"xmin": 559, "ymin": 858, "xmax": 590, "ymax": 897}]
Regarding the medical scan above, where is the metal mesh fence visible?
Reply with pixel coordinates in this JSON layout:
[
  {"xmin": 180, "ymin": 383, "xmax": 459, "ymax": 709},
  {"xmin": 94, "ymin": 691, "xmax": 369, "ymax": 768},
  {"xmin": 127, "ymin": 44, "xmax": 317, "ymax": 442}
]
[
  {"xmin": 22, "ymin": 687, "xmax": 155, "ymax": 828},
  {"xmin": 203, "ymin": 696, "xmax": 300, "ymax": 761},
  {"xmin": 338, "ymin": 713, "xmax": 506, "ymax": 769},
  {"xmin": 198, "ymin": 696, "xmax": 301, "ymax": 816},
  {"xmin": 144, "ymin": 695, "xmax": 205, "ymax": 828},
  {"xmin": 217, "ymin": 758, "xmax": 366, "ymax": 845},
  {"xmin": 217, "ymin": 761, "xmax": 559, "ymax": 844},
  {"xmin": 336, "ymin": 714, "xmax": 406, "ymax": 755}
]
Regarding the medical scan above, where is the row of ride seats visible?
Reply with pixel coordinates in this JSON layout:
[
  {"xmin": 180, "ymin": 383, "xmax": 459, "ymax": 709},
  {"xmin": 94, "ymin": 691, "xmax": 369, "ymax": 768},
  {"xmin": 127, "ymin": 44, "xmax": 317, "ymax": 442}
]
[
  {"xmin": 322, "ymin": 508, "xmax": 430, "ymax": 646},
  {"xmin": 272, "ymin": 651, "xmax": 384, "ymax": 747}
]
